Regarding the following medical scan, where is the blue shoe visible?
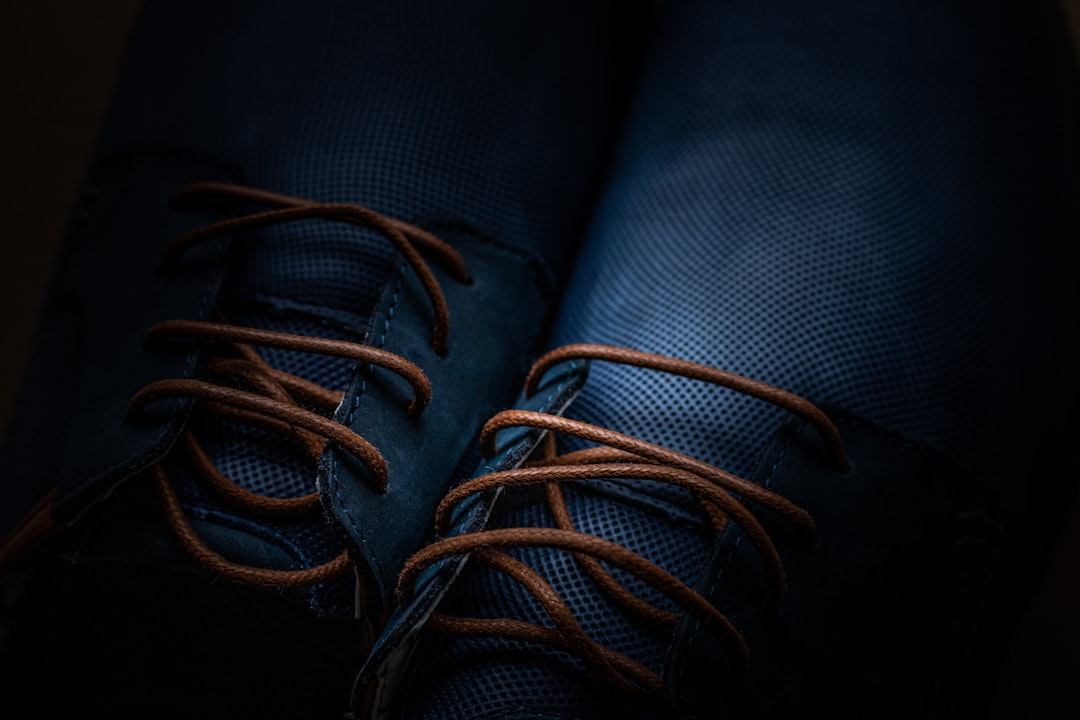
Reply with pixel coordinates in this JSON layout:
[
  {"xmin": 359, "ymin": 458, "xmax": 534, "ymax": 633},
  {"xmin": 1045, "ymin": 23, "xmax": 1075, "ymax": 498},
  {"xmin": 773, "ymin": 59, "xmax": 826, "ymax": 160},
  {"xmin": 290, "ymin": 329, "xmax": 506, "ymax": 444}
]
[
  {"xmin": 356, "ymin": 0, "xmax": 1080, "ymax": 717},
  {"xmin": 0, "ymin": 0, "xmax": 653, "ymax": 715}
]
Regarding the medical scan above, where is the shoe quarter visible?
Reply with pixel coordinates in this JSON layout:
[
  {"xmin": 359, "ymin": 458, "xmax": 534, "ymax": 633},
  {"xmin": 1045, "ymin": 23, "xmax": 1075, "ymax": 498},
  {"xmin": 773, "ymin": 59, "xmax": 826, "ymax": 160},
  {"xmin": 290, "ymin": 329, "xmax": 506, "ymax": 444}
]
[
  {"xmin": 0, "ymin": 150, "xmax": 238, "ymax": 541},
  {"xmin": 667, "ymin": 411, "xmax": 999, "ymax": 719}
]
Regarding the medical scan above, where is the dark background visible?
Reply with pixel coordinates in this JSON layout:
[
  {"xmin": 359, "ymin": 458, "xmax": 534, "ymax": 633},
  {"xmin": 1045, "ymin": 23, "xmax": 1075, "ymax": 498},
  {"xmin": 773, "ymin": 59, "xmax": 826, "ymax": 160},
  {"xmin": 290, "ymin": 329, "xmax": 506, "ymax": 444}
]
[{"xmin": 0, "ymin": 2, "xmax": 1076, "ymax": 716}]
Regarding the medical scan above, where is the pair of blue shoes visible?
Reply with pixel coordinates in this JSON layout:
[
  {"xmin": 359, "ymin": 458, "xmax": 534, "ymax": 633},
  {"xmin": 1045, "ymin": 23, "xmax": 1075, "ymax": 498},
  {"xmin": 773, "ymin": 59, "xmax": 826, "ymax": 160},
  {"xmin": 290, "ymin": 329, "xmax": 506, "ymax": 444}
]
[{"xmin": 2, "ymin": 0, "xmax": 1078, "ymax": 717}]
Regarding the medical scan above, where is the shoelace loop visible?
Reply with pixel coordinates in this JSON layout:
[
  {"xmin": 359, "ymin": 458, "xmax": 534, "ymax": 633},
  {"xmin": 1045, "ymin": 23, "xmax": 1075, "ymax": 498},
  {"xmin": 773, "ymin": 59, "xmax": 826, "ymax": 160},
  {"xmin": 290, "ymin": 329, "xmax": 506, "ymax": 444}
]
[
  {"xmin": 126, "ymin": 182, "xmax": 467, "ymax": 590},
  {"xmin": 524, "ymin": 344, "xmax": 847, "ymax": 472},
  {"xmin": 398, "ymin": 343, "xmax": 846, "ymax": 701}
]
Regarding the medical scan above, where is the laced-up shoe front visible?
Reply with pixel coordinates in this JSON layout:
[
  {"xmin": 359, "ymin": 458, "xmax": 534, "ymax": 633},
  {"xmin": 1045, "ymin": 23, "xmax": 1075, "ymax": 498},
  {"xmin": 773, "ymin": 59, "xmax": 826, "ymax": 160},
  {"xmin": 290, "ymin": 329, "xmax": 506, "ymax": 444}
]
[
  {"xmin": 353, "ymin": 0, "xmax": 1080, "ymax": 717},
  {"xmin": 0, "ymin": 1, "xmax": 655, "ymax": 715}
]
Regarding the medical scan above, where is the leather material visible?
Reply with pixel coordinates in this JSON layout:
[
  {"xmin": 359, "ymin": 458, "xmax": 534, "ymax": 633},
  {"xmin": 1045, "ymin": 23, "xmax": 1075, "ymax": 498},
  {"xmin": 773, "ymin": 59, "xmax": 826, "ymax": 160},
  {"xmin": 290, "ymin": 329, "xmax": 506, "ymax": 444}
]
[
  {"xmin": 0, "ymin": 150, "xmax": 237, "ymax": 541},
  {"xmin": 353, "ymin": 358, "xmax": 589, "ymax": 719},
  {"xmin": 360, "ymin": 0, "xmax": 1080, "ymax": 715},
  {"xmin": 0, "ymin": 0, "xmax": 658, "ymax": 714},
  {"xmin": 0, "ymin": 0, "xmax": 654, "ymax": 589},
  {"xmin": 322, "ymin": 224, "xmax": 563, "ymax": 617},
  {"xmin": 668, "ymin": 410, "xmax": 998, "ymax": 719}
]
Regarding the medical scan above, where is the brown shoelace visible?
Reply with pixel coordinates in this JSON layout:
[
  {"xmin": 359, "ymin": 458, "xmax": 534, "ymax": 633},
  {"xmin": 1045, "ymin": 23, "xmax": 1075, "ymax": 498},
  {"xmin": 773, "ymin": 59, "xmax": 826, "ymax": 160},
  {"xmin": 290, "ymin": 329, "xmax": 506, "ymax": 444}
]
[
  {"xmin": 396, "ymin": 343, "xmax": 847, "ymax": 701},
  {"xmin": 125, "ymin": 182, "xmax": 470, "ymax": 590}
]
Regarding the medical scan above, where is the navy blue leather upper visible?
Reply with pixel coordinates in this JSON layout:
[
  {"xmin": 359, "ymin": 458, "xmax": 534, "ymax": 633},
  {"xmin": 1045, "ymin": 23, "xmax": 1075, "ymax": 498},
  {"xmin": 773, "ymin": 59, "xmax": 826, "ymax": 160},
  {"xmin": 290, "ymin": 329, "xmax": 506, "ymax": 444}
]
[
  {"xmin": 0, "ymin": 0, "xmax": 653, "ymax": 622},
  {"xmin": 321, "ymin": 225, "xmax": 559, "ymax": 615},
  {"xmin": 669, "ymin": 411, "xmax": 998, "ymax": 719},
  {"xmin": 0, "ymin": 151, "xmax": 238, "ymax": 535},
  {"xmin": 354, "ymin": 358, "xmax": 589, "ymax": 716},
  {"xmin": 361, "ymin": 0, "xmax": 1080, "ymax": 717}
]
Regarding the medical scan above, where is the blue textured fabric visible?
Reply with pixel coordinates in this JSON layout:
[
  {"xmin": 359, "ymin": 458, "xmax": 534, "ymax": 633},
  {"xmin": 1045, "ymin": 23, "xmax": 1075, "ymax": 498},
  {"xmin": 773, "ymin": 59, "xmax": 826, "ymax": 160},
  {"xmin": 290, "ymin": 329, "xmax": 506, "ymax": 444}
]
[
  {"xmin": 393, "ymin": 0, "xmax": 1080, "ymax": 717},
  {"xmin": 0, "ymin": 0, "xmax": 654, "ymax": 715},
  {"xmin": 2, "ymin": 0, "xmax": 650, "ymax": 591},
  {"xmin": 92, "ymin": 1, "xmax": 651, "ymax": 603},
  {"xmin": 96, "ymin": 1, "xmax": 623, "ymax": 279}
]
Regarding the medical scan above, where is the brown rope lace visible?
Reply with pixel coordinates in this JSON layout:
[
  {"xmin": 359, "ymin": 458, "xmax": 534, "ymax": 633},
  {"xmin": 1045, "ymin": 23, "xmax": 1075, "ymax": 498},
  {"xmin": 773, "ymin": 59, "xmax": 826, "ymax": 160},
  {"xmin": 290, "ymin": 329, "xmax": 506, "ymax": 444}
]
[
  {"xmin": 125, "ymin": 182, "xmax": 468, "ymax": 590},
  {"xmin": 397, "ymin": 343, "xmax": 847, "ymax": 700}
]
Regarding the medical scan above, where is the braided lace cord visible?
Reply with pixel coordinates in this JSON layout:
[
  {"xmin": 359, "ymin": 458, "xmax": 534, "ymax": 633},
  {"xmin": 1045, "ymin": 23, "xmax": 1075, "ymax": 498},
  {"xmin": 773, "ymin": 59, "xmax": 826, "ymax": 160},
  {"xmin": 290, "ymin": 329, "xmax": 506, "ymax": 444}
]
[
  {"xmin": 397, "ymin": 344, "xmax": 847, "ymax": 702},
  {"xmin": 126, "ymin": 182, "xmax": 470, "ymax": 590}
]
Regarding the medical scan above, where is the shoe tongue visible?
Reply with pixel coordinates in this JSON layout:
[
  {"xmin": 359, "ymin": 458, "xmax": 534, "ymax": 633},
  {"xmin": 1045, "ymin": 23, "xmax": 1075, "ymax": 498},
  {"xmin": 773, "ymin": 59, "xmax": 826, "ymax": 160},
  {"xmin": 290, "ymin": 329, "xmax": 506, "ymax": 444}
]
[
  {"xmin": 228, "ymin": 217, "xmax": 398, "ymax": 331},
  {"xmin": 205, "ymin": 220, "xmax": 396, "ymax": 502}
]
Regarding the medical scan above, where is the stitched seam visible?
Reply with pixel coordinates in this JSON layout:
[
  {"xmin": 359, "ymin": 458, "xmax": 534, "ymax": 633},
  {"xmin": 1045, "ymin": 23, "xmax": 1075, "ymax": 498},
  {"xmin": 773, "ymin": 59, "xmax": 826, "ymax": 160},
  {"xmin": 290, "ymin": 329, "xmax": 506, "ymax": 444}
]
[
  {"xmin": 334, "ymin": 263, "xmax": 407, "ymax": 586},
  {"xmin": 833, "ymin": 411, "xmax": 922, "ymax": 454},
  {"xmin": 837, "ymin": 402, "xmax": 1001, "ymax": 713},
  {"xmin": 371, "ymin": 360, "xmax": 587, "ymax": 719},
  {"xmin": 536, "ymin": 360, "xmax": 580, "ymax": 415},
  {"xmin": 417, "ymin": 218, "xmax": 556, "ymax": 299},
  {"xmin": 930, "ymin": 501, "xmax": 1002, "ymax": 717},
  {"xmin": 951, "ymin": 513, "xmax": 1001, "ymax": 711},
  {"xmin": 186, "ymin": 504, "xmax": 314, "ymax": 568},
  {"xmin": 344, "ymin": 264, "xmax": 403, "ymax": 425},
  {"xmin": 677, "ymin": 426, "xmax": 800, "ymax": 718},
  {"xmin": 459, "ymin": 359, "xmax": 581, "ymax": 537}
]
